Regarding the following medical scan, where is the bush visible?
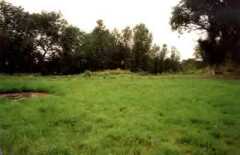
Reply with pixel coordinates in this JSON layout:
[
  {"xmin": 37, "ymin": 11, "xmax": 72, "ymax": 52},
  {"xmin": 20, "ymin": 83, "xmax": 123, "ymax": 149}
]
[{"xmin": 82, "ymin": 70, "xmax": 93, "ymax": 77}]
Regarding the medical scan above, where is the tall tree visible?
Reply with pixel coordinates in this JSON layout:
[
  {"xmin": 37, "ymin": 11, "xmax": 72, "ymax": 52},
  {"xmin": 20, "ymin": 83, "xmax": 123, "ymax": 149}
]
[
  {"xmin": 132, "ymin": 24, "xmax": 152, "ymax": 71},
  {"xmin": 121, "ymin": 26, "xmax": 133, "ymax": 69},
  {"xmin": 149, "ymin": 44, "xmax": 160, "ymax": 73},
  {"xmin": 169, "ymin": 46, "xmax": 181, "ymax": 72},
  {"xmin": 86, "ymin": 20, "xmax": 115, "ymax": 70},
  {"xmin": 0, "ymin": 1, "xmax": 36, "ymax": 73},
  {"xmin": 59, "ymin": 25, "xmax": 86, "ymax": 73},
  {"xmin": 158, "ymin": 44, "xmax": 168, "ymax": 73},
  {"xmin": 170, "ymin": 0, "xmax": 240, "ymax": 66},
  {"xmin": 30, "ymin": 12, "xmax": 66, "ymax": 73}
]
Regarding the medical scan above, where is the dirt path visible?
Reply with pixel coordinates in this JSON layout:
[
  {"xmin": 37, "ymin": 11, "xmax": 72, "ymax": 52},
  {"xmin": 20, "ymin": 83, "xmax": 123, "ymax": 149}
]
[{"xmin": 0, "ymin": 92, "xmax": 48, "ymax": 100}]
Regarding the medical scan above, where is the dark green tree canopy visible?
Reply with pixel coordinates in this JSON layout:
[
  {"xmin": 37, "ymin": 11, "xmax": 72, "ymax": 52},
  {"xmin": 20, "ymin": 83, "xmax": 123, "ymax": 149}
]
[
  {"xmin": 171, "ymin": 0, "xmax": 240, "ymax": 65},
  {"xmin": 171, "ymin": 0, "xmax": 240, "ymax": 32},
  {"xmin": 0, "ymin": 1, "xmax": 182, "ymax": 74},
  {"xmin": 132, "ymin": 24, "xmax": 153, "ymax": 71}
]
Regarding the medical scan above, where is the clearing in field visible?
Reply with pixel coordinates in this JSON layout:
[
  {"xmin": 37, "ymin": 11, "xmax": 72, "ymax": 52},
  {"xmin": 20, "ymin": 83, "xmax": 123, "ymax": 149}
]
[{"xmin": 0, "ymin": 73, "xmax": 240, "ymax": 155}]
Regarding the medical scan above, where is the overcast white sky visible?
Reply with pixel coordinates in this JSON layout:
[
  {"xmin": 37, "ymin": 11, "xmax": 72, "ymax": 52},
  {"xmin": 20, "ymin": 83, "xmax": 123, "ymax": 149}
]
[{"xmin": 8, "ymin": 0, "xmax": 200, "ymax": 59}]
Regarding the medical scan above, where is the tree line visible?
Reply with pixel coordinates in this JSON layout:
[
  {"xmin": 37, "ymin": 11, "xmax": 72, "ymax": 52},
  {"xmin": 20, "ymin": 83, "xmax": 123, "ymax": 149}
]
[{"xmin": 0, "ymin": 1, "xmax": 181, "ymax": 75}]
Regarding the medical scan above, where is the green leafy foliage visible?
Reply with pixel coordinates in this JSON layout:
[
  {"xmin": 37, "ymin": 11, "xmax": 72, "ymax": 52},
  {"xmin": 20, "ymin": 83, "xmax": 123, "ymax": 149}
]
[
  {"xmin": 171, "ymin": 0, "xmax": 240, "ymax": 66},
  {"xmin": 0, "ymin": 1, "xmax": 181, "ymax": 75}
]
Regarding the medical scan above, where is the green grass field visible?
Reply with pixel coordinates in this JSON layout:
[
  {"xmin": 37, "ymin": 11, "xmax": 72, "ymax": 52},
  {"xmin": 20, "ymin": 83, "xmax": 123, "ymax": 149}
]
[{"xmin": 0, "ymin": 73, "xmax": 240, "ymax": 155}]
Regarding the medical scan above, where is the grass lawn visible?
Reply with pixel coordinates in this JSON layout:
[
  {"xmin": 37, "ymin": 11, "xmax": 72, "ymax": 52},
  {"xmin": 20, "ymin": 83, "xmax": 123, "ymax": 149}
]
[{"xmin": 0, "ymin": 73, "xmax": 240, "ymax": 155}]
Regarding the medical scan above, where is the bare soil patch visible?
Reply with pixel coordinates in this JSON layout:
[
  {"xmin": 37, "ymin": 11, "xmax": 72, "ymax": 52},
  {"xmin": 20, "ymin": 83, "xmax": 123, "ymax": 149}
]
[{"xmin": 0, "ymin": 92, "xmax": 49, "ymax": 100}]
